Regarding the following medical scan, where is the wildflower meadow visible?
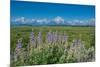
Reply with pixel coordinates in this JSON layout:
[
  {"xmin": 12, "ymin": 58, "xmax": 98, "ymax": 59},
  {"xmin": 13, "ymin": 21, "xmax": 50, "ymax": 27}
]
[{"xmin": 10, "ymin": 26, "xmax": 95, "ymax": 66}]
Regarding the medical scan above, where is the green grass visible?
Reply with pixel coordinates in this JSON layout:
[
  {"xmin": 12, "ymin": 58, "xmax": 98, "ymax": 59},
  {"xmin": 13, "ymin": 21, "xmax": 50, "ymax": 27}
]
[
  {"xmin": 11, "ymin": 26, "xmax": 95, "ymax": 50},
  {"xmin": 10, "ymin": 26, "xmax": 95, "ymax": 66}
]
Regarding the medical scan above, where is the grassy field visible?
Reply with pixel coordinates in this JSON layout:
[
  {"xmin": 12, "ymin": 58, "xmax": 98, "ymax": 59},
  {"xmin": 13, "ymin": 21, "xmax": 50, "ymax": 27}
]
[
  {"xmin": 11, "ymin": 26, "xmax": 95, "ymax": 49},
  {"xmin": 10, "ymin": 26, "xmax": 95, "ymax": 66}
]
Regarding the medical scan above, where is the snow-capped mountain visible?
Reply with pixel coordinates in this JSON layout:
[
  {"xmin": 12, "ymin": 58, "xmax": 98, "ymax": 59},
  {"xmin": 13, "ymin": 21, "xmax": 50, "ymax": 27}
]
[{"xmin": 11, "ymin": 16, "xmax": 95, "ymax": 26}]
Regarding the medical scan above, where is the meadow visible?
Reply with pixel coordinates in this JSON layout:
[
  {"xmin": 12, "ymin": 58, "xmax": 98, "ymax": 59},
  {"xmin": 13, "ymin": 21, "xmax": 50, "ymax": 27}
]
[{"xmin": 10, "ymin": 26, "xmax": 95, "ymax": 66}]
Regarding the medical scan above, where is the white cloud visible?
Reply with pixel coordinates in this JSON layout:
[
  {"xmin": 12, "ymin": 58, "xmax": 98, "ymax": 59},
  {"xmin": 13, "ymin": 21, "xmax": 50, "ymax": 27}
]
[
  {"xmin": 12, "ymin": 17, "xmax": 25, "ymax": 23},
  {"xmin": 36, "ymin": 18, "xmax": 49, "ymax": 24},
  {"xmin": 11, "ymin": 16, "xmax": 95, "ymax": 26},
  {"xmin": 13, "ymin": 17, "xmax": 21, "ymax": 22},
  {"xmin": 86, "ymin": 18, "xmax": 95, "ymax": 26},
  {"xmin": 31, "ymin": 19, "xmax": 35, "ymax": 22},
  {"xmin": 74, "ymin": 19, "xmax": 80, "ymax": 22},
  {"xmin": 72, "ymin": 18, "xmax": 95, "ymax": 25},
  {"xmin": 20, "ymin": 17, "xmax": 25, "ymax": 23},
  {"xmin": 12, "ymin": 17, "xmax": 36, "ymax": 24},
  {"xmin": 53, "ymin": 16, "xmax": 64, "ymax": 24},
  {"xmin": 79, "ymin": 20, "xmax": 84, "ymax": 23},
  {"xmin": 11, "ymin": 16, "xmax": 66, "ymax": 25}
]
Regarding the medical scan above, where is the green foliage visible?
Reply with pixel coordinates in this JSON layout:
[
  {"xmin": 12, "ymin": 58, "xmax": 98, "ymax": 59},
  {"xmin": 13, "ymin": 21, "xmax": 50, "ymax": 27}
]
[{"xmin": 10, "ymin": 26, "xmax": 95, "ymax": 66}]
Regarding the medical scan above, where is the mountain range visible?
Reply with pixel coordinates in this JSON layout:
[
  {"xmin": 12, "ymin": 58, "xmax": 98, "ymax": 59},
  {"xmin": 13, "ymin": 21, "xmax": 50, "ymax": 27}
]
[{"xmin": 11, "ymin": 16, "xmax": 95, "ymax": 26}]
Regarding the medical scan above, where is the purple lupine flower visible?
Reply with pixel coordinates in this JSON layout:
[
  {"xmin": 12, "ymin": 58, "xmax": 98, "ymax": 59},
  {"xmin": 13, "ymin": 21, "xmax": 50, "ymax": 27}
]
[
  {"xmin": 14, "ymin": 38, "xmax": 23, "ymax": 61},
  {"xmin": 50, "ymin": 32, "xmax": 54, "ymax": 43},
  {"xmin": 52, "ymin": 32, "xmax": 55, "ymax": 42},
  {"xmin": 47, "ymin": 31, "xmax": 52, "ymax": 43},
  {"xmin": 46, "ymin": 32, "xmax": 50, "ymax": 42},
  {"xmin": 37, "ymin": 32, "xmax": 42, "ymax": 44},
  {"xmin": 16, "ymin": 38, "xmax": 22, "ymax": 49},
  {"xmin": 72, "ymin": 39, "xmax": 82, "ymax": 47},
  {"xmin": 30, "ymin": 32, "xmax": 34, "ymax": 42},
  {"xmin": 53, "ymin": 32, "xmax": 58, "ymax": 43},
  {"xmin": 75, "ymin": 39, "xmax": 81, "ymax": 46}
]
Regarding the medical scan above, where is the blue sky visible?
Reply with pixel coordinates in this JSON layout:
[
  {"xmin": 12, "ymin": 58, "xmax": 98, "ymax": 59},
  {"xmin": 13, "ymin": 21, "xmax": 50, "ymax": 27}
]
[
  {"xmin": 11, "ymin": 1, "xmax": 95, "ymax": 19},
  {"xmin": 11, "ymin": 1, "xmax": 95, "ymax": 26}
]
